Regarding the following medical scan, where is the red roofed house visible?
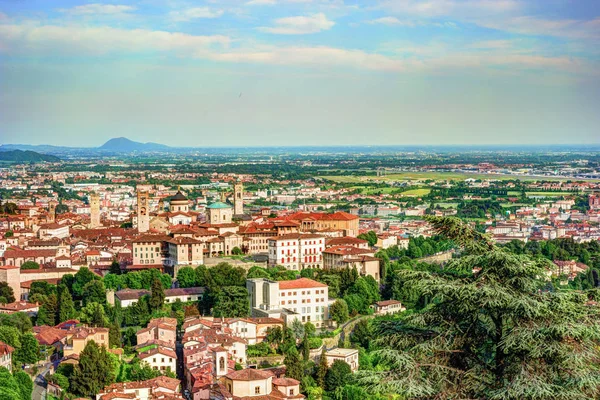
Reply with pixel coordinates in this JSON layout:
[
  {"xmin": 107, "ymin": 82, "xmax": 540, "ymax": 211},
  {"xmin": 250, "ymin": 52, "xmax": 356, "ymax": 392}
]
[
  {"xmin": 0, "ymin": 340, "xmax": 14, "ymax": 371},
  {"xmin": 214, "ymin": 368, "xmax": 304, "ymax": 400}
]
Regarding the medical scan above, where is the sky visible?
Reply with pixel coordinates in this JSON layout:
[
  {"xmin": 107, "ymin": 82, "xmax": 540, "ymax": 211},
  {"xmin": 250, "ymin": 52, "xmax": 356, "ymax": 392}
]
[{"xmin": 0, "ymin": 0, "xmax": 599, "ymax": 147}]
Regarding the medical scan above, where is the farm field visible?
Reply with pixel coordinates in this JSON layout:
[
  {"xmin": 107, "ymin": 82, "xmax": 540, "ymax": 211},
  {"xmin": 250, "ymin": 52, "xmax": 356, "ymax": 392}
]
[
  {"xmin": 400, "ymin": 188, "xmax": 431, "ymax": 196},
  {"xmin": 320, "ymin": 172, "xmax": 597, "ymax": 183}
]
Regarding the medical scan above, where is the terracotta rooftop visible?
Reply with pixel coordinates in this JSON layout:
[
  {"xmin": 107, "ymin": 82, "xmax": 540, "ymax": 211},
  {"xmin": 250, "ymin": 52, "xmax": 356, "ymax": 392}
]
[
  {"xmin": 278, "ymin": 278, "xmax": 327, "ymax": 290},
  {"xmin": 226, "ymin": 368, "xmax": 274, "ymax": 381}
]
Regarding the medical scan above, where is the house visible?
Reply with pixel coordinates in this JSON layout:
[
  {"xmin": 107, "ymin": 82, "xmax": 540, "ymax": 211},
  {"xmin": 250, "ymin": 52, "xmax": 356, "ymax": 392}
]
[
  {"xmin": 114, "ymin": 287, "xmax": 205, "ymax": 308},
  {"xmin": 324, "ymin": 348, "xmax": 359, "ymax": 372},
  {"xmin": 138, "ymin": 346, "xmax": 177, "ymax": 373},
  {"xmin": 98, "ymin": 376, "xmax": 183, "ymax": 400},
  {"xmin": 267, "ymin": 233, "xmax": 325, "ymax": 270},
  {"xmin": 0, "ymin": 301, "xmax": 39, "ymax": 316},
  {"xmin": 137, "ymin": 317, "xmax": 177, "ymax": 348},
  {"xmin": 374, "ymin": 300, "xmax": 405, "ymax": 315},
  {"xmin": 63, "ymin": 326, "xmax": 110, "ymax": 357},
  {"xmin": 213, "ymin": 368, "xmax": 304, "ymax": 400},
  {"xmin": 322, "ymin": 246, "xmax": 381, "ymax": 282},
  {"xmin": 0, "ymin": 340, "xmax": 14, "ymax": 371}
]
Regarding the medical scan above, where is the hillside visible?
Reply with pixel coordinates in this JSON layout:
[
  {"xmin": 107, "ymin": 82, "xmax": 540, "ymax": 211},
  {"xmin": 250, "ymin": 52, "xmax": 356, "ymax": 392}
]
[{"xmin": 0, "ymin": 150, "xmax": 60, "ymax": 162}]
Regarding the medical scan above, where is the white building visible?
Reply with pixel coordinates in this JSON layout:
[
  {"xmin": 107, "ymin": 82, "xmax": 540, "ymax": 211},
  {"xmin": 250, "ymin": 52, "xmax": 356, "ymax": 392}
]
[
  {"xmin": 267, "ymin": 233, "xmax": 325, "ymax": 270},
  {"xmin": 247, "ymin": 278, "xmax": 330, "ymax": 328},
  {"xmin": 138, "ymin": 346, "xmax": 177, "ymax": 373},
  {"xmin": 324, "ymin": 348, "xmax": 359, "ymax": 372}
]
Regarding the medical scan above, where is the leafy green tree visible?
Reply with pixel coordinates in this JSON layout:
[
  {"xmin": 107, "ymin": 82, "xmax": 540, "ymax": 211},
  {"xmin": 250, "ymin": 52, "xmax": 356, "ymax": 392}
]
[
  {"xmin": 109, "ymin": 260, "xmax": 122, "ymax": 275},
  {"xmin": 57, "ymin": 285, "xmax": 76, "ymax": 323},
  {"xmin": 127, "ymin": 357, "xmax": 161, "ymax": 381},
  {"xmin": 290, "ymin": 319, "xmax": 305, "ymax": 340},
  {"xmin": 80, "ymin": 302, "xmax": 108, "ymax": 327},
  {"xmin": 231, "ymin": 246, "xmax": 243, "ymax": 255},
  {"xmin": 0, "ymin": 313, "xmax": 31, "ymax": 334},
  {"xmin": 0, "ymin": 282, "xmax": 15, "ymax": 303},
  {"xmin": 13, "ymin": 371, "xmax": 33, "ymax": 400},
  {"xmin": 83, "ymin": 280, "xmax": 107, "ymax": 306},
  {"xmin": 14, "ymin": 333, "xmax": 39, "ymax": 365},
  {"xmin": 350, "ymin": 319, "xmax": 373, "ymax": 350},
  {"xmin": 356, "ymin": 216, "xmax": 600, "ymax": 399},
  {"xmin": 325, "ymin": 360, "xmax": 352, "ymax": 392},
  {"xmin": 304, "ymin": 321, "xmax": 316, "ymax": 337},
  {"xmin": 329, "ymin": 299, "xmax": 349, "ymax": 325},
  {"xmin": 0, "ymin": 326, "xmax": 21, "ymax": 350},
  {"xmin": 47, "ymin": 373, "xmax": 69, "ymax": 391},
  {"xmin": 283, "ymin": 348, "xmax": 303, "ymax": 381},
  {"xmin": 357, "ymin": 231, "xmax": 377, "ymax": 247},
  {"xmin": 211, "ymin": 286, "xmax": 249, "ymax": 318},
  {"xmin": 265, "ymin": 326, "xmax": 283, "ymax": 347},
  {"xmin": 247, "ymin": 266, "xmax": 271, "ymax": 279},
  {"xmin": 319, "ymin": 275, "xmax": 341, "ymax": 298},
  {"xmin": 176, "ymin": 266, "xmax": 197, "ymax": 288},
  {"xmin": 71, "ymin": 268, "xmax": 99, "ymax": 300},
  {"xmin": 70, "ymin": 340, "xmax": 116, "ymax": 397},
  {"xmin": 149, "ymin": 278, "xmax": 165, "ymax": 310},
  {"xmin": 0, "ymin": 367, "xmax": 21, "ymax": 399},
  {"xmin": 20, "ymin": 261, "xmax": 40, "ymax": 270}
]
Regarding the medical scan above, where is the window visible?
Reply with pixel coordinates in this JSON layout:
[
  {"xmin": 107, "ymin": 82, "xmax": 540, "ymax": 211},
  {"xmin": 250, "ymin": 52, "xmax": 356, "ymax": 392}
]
[
  {"xmin": 290, "ymin": 389, "xmax": 294, "ymax": 395},
  {"xmin": 255, "ymin": 387, "xmax": 261, "ymax": 394},
  {"xmin": 219, "ymin": 357, "xmax": 225, "ymax": 370}
]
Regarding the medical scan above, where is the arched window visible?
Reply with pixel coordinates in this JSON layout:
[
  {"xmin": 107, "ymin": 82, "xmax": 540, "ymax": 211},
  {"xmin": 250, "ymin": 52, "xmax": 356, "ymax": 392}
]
[{"xmin": 219, "ymin": 357, "xmax": 225, "ymax": 370}]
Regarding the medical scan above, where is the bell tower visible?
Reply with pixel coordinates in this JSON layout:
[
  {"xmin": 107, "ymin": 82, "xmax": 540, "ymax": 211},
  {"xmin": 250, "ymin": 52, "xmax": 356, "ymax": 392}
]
[
  {"xmin": 233, "ymin": 181, "xmax": 243, "ymax": 215},
  {"xmin": 137, "ymin": 189, "xmax": 150, "ymax": 233},
  {"xmin": 90, "ymin": 193, "xmax": 100, "ymax": 228}
]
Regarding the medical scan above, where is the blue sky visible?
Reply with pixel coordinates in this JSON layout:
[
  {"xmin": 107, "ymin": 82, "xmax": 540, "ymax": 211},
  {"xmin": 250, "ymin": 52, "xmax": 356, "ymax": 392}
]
[{"xmin": 0, "ymin": 0, "xmax": 599, "ymax": 147}]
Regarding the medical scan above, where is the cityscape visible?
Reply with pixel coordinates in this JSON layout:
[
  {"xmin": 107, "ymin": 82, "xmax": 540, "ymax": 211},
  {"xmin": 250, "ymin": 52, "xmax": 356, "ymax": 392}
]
[{"xmin": 1, "ymin": 0, "xmax": 600, "ymax": 400}]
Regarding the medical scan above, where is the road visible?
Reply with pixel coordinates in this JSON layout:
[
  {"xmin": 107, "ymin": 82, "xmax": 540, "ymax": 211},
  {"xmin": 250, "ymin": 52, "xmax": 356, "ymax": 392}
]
[{"xmin": 32, "ymin": 363, "xmax": 52, "ymax": 400}]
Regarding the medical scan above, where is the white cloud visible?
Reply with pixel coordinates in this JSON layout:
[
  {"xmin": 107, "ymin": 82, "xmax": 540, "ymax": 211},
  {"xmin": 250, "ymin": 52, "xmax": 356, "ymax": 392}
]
[
  {"xmin": 0, "ymin": 24, "xmax": 229, "ymax": 55},
  {"xmin": 0, "ymin": 22, "xmax": 594, "ymax": 76},
  {"xmin": 368, "ymin": 17, "xmax": 415, "ymax": 26},
  {"xmin": 258, "ymin": 13, "xmax": 335, "ymax": 34},
  {"xmin": 246, "ymin": 0, "xmax": 278, "ymax": 5},
  {"xmin": 169, "ymin": 7, "xmax": 224, "ymax": 22},
  {"xmin": 60, "ymin": 4, "xmax": 136, "ymax": 15}
]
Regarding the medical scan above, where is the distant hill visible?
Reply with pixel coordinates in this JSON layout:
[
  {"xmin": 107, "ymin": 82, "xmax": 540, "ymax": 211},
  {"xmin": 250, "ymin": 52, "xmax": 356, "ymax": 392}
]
[
  {"xmin": 0, "ymin": 150, "xmax": 60, "ymax": 162},
  {"xmin": 99, "ymin": 137, "xmax": 171, "ymax": 152}
]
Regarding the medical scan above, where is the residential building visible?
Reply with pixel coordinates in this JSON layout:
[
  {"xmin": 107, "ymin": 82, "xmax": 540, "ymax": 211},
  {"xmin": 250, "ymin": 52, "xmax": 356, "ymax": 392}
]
[
  {"xmin": 63, "ymin": 326, "xmax": 110, "ymax": 357},
  {"xmin": 267, "ymin": 233, "xmax": 325, "ymax": 270},
  {"xmin": 324, "ymin": 348, "xmax": 359, "ymax": 372},
  {"xmin": 137, "ymin": 317, "xmax": 177, "ymax": 348},
  {"xmin": 247, "ymin": 278, "xmax": 330, "ymax": 328},
  {"xmin": 139, "ymin": 346, "xmax": 177, "ymax": 373},
  {"xmin": 0, "ymin": 341, "xmax": 14, "ymax": 372},
  {"xmin": 98, "ymin": 376, "xmax": 182, "ymax": 400},
  {"xmin": 374, "ymin": 300, "xmax": 405, "ymax": 315}
]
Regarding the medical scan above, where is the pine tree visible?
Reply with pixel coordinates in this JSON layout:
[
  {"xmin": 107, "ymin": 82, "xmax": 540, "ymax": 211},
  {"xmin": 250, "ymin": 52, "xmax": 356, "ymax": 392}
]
[
  {"xmin": 316, "ymin": 348, "xmax": 328, "ymax": 388},
  {"xmin": 356, "ymin": 216, "xmax": 600, "ymax": 399},
  {"xmin": 70, "ymin": 340, "xmax": 116, "ymax": 396},
  {"xmin": 38, "ymin": 293, "xmax": 58, "ymax": 326},
  {"xmin": 148, "ymin": 278, "xmax": 165, "ymax": 311},
  {"xmin": 283, "ymin": 348, "xmax": 303, "ymax": 381},
  {"xmin": 57, "ymin": 285, "xmax": 76, "ymax": 324},
  {"xmin": 301, "ymin": 331, "xmax": 310, "ymax": 362}
]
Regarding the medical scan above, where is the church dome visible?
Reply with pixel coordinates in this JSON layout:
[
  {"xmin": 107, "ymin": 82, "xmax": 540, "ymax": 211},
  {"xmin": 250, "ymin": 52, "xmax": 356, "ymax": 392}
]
[{"xmin": 170, "ymin": 190, "xmax": 188, "ymax": 204}]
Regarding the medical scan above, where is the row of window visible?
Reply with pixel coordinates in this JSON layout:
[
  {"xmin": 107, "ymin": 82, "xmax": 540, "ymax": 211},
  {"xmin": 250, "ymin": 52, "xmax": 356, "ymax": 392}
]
[{"xmin": 281, "ymin": 289, "xmax": 326, "ymax": 296}]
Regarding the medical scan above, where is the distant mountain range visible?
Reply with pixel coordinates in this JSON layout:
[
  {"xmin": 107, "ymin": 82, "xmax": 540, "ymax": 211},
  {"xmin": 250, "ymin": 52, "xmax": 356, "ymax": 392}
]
[
  {"xmin": 0, "ymin": 150, "xmax": 61, "ymax": 163},
  {"xmin": 99, "ymin": 137, "xmax": 171, "ymax": 152}
]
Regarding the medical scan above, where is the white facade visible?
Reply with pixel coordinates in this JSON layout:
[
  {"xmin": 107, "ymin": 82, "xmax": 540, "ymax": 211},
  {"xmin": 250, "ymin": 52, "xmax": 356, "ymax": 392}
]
[
  {"xmin": 247, "ymin": 278, "xmax": 330, "ymax": 328},
  {"xmin": 267, "ymin": 234, "xmax": 325, "ymax": 270}
]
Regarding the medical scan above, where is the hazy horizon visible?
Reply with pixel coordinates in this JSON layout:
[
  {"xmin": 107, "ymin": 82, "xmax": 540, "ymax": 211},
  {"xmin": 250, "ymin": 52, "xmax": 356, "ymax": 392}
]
[{"xmin": 1, "ymin": 0, "xmax": 599, "ymax": 147}]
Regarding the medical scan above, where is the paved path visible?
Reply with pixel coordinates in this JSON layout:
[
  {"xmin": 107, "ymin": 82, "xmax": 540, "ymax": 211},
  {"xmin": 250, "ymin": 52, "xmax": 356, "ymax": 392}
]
[{"xmin": 32, "ymin": 364, "xmax": 52, "ymax": 400}]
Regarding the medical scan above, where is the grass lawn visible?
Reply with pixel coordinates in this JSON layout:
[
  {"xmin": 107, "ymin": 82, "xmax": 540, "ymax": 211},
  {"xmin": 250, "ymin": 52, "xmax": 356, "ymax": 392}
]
[
  {"xmin": 525, "ymin": 191, "xmax": 573, "ymax": 197},
  {"xmin": 435, "ymin": 202, "xmax": 459, "ymax": 208},
  {"xmin": 399, "ymin": 188, "xmax": 431, "ymax": 196}
]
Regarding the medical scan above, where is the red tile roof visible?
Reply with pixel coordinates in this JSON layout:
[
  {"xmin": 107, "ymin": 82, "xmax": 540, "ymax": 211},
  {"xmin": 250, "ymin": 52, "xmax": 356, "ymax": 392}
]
[{"xmin": 278, "ymin": 278, "xmax": 327, "ymax": 290}]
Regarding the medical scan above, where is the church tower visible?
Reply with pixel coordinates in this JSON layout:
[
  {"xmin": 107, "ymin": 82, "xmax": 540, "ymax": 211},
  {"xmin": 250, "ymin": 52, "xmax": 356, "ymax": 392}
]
[
  {"xmin": 90, "ymin": 193, "xmax": 101, "ymax": 228},
  {"xmin": 48, "ymin": 200, "xmax": 58, "ymax": 223},
  {"xmin": 137, "ymin": 189, "xmax": 150, "ymax": 233},
  {"xmin": 233, "ymin": 181, "xmax": 243, "ymax": 215}
]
